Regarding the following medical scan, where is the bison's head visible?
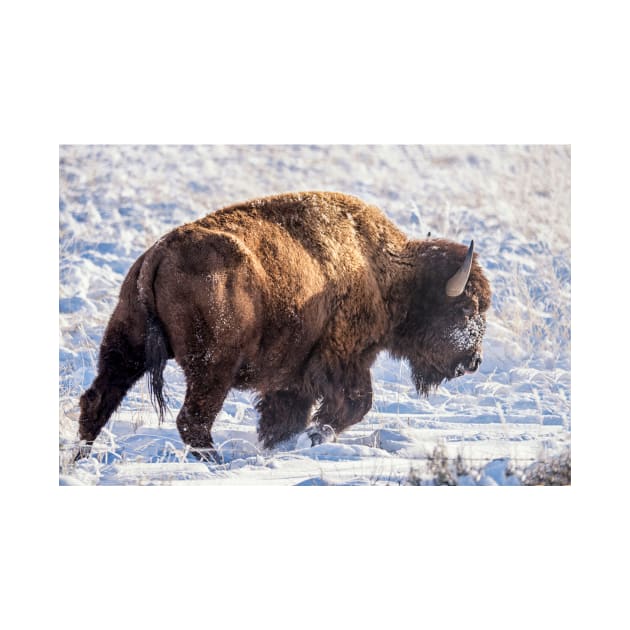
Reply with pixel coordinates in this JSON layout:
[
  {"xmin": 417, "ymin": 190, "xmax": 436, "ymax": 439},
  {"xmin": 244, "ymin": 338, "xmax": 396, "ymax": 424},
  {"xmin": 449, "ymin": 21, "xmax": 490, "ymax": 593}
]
[{"xmin": 392, "ymin": 239, "xmax": 491, "ymax": 396}]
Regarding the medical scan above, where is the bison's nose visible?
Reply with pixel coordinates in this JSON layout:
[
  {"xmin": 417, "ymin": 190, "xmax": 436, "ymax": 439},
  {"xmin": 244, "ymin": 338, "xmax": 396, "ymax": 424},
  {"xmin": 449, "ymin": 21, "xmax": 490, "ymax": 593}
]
[{"xmin": 468, "ymin": 354, "xmax": 482, "ymax": 372}]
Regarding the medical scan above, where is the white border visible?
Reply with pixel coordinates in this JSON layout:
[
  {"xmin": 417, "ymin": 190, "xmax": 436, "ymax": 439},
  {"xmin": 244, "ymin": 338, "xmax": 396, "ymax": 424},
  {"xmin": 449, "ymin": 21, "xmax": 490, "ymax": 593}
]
[{"xmin": 5, "ymin": 0, "xmax": 626, "ymax": 627}]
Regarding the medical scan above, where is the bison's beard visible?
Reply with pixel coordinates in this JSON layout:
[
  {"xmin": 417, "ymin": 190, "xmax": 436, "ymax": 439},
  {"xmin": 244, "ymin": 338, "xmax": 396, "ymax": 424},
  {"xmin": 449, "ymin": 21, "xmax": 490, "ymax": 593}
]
[{"xmin": 411, "ymin": 363, "xmax": 448, "ymax": 397}]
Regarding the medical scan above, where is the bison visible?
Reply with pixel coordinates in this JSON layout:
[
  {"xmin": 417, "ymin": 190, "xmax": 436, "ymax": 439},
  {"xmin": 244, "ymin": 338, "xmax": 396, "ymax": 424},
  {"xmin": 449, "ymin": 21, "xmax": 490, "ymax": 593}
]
[{"xmin": 78, "ymin": 191, "xmax": 491, "ymax": 459}]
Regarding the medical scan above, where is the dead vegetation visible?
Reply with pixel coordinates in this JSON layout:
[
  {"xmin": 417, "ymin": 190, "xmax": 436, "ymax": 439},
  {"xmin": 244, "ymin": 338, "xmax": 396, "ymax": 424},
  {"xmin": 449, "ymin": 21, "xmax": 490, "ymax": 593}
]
[{"xmin": 405, "ymin": 444, "xmax": 570, "ymax": 486}]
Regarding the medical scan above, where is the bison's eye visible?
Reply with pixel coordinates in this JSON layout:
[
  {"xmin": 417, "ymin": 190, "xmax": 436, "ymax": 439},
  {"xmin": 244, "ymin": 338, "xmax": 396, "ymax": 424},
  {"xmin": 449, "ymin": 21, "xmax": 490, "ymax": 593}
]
[{"xmin": 461, "ymin": 307, "xmax": 474, "ymax": 317}]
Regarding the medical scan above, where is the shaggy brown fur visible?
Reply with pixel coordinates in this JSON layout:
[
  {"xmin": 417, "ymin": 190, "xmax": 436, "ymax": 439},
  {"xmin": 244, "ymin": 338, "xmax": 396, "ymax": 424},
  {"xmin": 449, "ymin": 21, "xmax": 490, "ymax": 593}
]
[{"xmin": 79, "ymin": 192, "xmax": 491, "ymax": 455}]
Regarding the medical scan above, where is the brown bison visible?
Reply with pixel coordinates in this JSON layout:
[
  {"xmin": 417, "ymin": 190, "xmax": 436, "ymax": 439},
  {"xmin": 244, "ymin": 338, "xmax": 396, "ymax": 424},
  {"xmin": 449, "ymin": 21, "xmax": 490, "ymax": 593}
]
[{"xmin": 78, "ymin": 191, "xmax": 491, "ymax": 458}]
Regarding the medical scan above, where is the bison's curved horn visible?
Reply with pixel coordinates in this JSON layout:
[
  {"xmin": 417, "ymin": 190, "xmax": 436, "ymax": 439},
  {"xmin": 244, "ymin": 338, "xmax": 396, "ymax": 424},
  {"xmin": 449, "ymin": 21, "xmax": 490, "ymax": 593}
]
[{"xmin": 445, "ymin": 240, "xmax": 474, "ymax": 297}]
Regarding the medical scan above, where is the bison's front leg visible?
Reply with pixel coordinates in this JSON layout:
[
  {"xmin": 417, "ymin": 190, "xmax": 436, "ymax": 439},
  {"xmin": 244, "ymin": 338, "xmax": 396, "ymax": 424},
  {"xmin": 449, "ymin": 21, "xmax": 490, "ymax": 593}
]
[
  {"xmin": 256, "ymin": 389, "xmax": 315, "ymax": 449},
  {"xmin": 311, "ymin": 367, "xmax": 373, "ymax": 440}
]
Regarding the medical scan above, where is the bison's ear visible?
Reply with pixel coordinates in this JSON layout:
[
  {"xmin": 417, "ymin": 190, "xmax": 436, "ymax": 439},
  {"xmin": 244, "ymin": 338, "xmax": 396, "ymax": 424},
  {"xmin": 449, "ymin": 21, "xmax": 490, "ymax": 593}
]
[{"xmin": 445, "ymin": 240, "xmax": 474, "ymax": 297}]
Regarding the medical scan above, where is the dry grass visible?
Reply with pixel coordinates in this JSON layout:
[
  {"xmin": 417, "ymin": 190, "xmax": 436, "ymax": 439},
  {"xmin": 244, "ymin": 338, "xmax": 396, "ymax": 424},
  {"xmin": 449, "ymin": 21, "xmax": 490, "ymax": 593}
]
[
  {"xmin": 405, "ymin": 444, "xmax": 570, "ymax": 486},
  {"xmin": 521, "ymin": 449, "xmax": 571, "ymax": 486}
]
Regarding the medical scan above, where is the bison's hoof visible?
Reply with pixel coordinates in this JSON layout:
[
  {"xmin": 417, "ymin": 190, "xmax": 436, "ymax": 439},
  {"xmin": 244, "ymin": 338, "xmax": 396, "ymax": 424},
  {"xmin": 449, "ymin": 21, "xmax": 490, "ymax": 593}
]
[
  {"xmin": 189, "ymin": 447, "xmax": 220, "ymax": 464},
  {"xmin": 296, "ymin": 424, "xmax": 336, "ymax": 449},
  {"xmin": 73, "ymin": 441, "xmax": 92, "ymax": 462}
]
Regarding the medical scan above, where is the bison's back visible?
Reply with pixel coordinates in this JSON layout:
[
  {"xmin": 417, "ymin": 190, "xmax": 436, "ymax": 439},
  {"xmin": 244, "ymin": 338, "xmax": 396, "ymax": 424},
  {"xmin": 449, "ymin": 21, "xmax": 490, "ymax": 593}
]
[{"xmin": 202, "ymin": 193, "xmax": 362, "ymax": 277}]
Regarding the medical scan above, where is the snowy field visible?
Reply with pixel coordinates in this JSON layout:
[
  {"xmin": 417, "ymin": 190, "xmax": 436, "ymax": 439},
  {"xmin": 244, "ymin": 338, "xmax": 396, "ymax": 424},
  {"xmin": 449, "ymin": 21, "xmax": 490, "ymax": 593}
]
[{"xmin": 59, "ymin": 144, "xmax": 570, "ymax": 485}]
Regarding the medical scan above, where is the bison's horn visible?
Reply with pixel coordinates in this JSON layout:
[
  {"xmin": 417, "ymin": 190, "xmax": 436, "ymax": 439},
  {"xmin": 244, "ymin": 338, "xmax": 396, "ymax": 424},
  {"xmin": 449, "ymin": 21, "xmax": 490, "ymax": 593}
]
[{"xmin": 445, "ymin": 240, "xmax": 474, "ymax": 297}]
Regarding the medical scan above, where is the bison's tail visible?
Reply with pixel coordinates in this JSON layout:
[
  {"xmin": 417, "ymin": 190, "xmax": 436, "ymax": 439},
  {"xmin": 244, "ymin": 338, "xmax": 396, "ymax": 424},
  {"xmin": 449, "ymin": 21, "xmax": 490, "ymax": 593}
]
[
  {"xmin": 145, "ymin": 311, "xmax": 170, "ymax": 423},
  {"xmin": 138, "ymin": 240, "xmax": 171, "ymax": 423}
]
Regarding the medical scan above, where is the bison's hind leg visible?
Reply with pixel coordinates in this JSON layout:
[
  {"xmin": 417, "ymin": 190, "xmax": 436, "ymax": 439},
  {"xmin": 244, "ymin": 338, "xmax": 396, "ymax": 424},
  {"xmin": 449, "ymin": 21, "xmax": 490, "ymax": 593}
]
[
  {"xmin": 256, "ymin": 389, "xmax": 315, "ymax": 449},
  {"xmin": 78, "ymin": 328, "xmax": 146, "ymax": 451},
  {"xmin": 176, "ymin": 356, "xmax": 234, "ymax": 457}
]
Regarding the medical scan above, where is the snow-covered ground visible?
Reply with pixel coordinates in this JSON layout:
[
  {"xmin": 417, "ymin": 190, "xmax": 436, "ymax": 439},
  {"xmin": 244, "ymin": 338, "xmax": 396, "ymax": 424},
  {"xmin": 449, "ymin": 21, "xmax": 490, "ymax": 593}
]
[{"xmin": 59, "ymin": 144, "xmax": 570, "ymax": 485}]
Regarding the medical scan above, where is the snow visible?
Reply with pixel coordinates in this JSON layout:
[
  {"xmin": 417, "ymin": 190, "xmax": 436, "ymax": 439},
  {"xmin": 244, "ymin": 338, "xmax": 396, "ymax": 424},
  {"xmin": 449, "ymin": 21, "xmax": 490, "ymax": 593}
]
[
  {"xmin": 446, "ymin": 313, "xmax": 486, "ymax": 352},
  {"xmin": 59, "ymin": 144, "xmax": 571, "ymax": 485}
]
